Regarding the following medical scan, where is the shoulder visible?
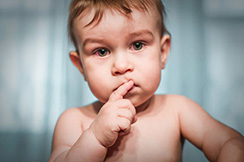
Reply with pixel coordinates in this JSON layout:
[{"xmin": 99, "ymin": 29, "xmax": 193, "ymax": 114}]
[
  {"xmin": 156, "ymin": 94, "xmax": 190, "ymax": 100},
  {"xmin": 155, "ymin": 94, "xmax": 198, "ymax": 107},
  {"xmin": 51, "ymin": 103, "xmax": 97, "ymax": 151},
  {"xmin": 59, "ymin": 106, "xmax": 84, "ymax": 119},
  {"xmin": 155, "ymin": 94, "xmax": 204, "ymax": 116},
  {"xmin": 58, "ymin": 106, "xmax": 88, "ymax": 123},
  {"xmin": 54, "ymin": 105, "xmax": 91, "ymax": 136},
  {"xmin": 57, "ymin": 103, "xmax": 97, "ymax": 128}
]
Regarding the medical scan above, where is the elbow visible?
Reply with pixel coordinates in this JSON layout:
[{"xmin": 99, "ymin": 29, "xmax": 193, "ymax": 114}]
[
  {"xmin": 217, "ymin": 136, "xmax": 244, "ymax": 162},
  {"xmin": 224, "ymin": 136, "xmax": 244, "ymax": 154}
]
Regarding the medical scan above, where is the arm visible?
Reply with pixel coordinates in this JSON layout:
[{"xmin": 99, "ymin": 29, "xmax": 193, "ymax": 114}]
[
  {"xmin": 49, "ymin": 81, "xmax": 136, "ymax": 162},
  {"xmin": 175, "ymin": 95, "xmax": 244, "ymax": 161},
  {"xmin": 217, "ymin": 136, "xmax": 244, "ymax": 162},
  {"xmin": 49, "ymin": 108, "xmax": 107, "ymax": 162}
]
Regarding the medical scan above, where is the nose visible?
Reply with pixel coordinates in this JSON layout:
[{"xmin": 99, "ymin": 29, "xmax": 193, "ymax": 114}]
[{"xmin": 111, "ymin": 52, "xmax": 134, "ymax": 75}]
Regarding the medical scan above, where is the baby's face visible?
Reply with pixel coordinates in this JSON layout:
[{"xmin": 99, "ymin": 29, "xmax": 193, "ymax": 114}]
[{"xmin": 73, "ymin": 8, "xmax": 164, "ymax": 106}]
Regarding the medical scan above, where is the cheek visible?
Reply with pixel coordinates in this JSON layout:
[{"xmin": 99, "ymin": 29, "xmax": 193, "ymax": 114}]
[
  {"xmin": 84, "ymin": 64, "xmax": 111, "ymax": 102},
  {"xmin": 140, "ymin": 53, "xmax": 162, "ymax": 89},
  {"xmin": 87, "ymin": 75, "xmax": 111, "ymax": 103},
  {"xmin": 142, "ymin": 51, "xmax": 162, "ymax": 74},
  {"xmin": 84, "ymin": 59, "xmax": 108, "ymax": 82},
  {"xmin": 88, "ymin": 82, "xmax": 110, "ymax": 103},
  {"xmin": 146, "ymin": 68, "xmax": 161, "ymax": 91}
]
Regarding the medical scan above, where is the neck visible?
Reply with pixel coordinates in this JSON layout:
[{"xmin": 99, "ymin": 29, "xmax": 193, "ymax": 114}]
[
  {"xmin": 135, "ymin": 95, "xmax": 155, "ymax": 114},
  {"xmin": 94, "ymin": 95, "xmax": 155, "ymax": 114}
]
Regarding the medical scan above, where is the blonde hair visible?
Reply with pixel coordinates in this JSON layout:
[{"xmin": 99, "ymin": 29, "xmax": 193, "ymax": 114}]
[{"xmin": 68, "ymin": 0, "xmax": 168, "ymax": 51}]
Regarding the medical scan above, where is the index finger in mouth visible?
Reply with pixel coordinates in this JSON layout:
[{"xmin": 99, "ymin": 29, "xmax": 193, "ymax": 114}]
[{"xmin": 109, "ymin": 80, "xmax": 134, "ymax": 102}]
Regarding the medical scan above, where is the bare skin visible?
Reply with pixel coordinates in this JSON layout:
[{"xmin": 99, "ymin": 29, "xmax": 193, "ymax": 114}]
[
  {"xmin": 49, "ymin": 7, "xmax": 244, "ymax": 162},
  {"xmin": 50, "ymin": 82, "xmax": 243, "ymax": 162}
]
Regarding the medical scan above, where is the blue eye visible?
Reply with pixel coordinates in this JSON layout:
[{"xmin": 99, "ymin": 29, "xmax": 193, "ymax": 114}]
[
  {"xmin": 94, "ymin": 48, "xmax": 109, "ymax": 57},
  {"xmin": 132, "ymin": 42, "xmax": 144, "ymax": 50}
]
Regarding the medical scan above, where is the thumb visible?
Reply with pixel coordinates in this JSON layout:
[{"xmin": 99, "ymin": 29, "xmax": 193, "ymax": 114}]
[{"xmin": 109, "ymin": 80, "xmax": 134, "ymax": 102}]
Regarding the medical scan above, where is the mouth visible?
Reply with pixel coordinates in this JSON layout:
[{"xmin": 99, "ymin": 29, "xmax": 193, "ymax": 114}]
[
  {"xmin": 128, "ymin": 84, "xmax": 137, "ymax": 92},
  {"xmin": 113, "ymin": 82, "xmax": 138, "ymax": 93}
]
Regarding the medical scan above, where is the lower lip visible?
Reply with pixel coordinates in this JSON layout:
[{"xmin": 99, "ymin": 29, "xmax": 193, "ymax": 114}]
[{"xmin": 128, "ymin": 85, "xmax": 137, "ymax": 93}]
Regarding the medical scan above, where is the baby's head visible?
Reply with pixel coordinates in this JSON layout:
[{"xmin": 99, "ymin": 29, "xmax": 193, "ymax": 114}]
[
  {"xmin": 68, "ymin": 0, "xmax": 169, "ymax": 52},
  {"xmin": 68, "ymin": 0, "xmax": 171, "ymax": 106}
]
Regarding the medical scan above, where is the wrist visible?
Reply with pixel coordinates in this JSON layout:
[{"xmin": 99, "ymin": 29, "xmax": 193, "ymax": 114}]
[
  {"xmin": 87, "ymin": 126, "xmax": 108, "ymax": 148},
  {"xmin": 65, "ymin": 128, "xmax": 107, "ymax": 162}
]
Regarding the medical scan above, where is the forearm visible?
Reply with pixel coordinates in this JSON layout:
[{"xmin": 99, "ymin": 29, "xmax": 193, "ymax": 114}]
[
  {"xmin": 51, "ymin": 129, "xmax": 107, "ymax": 162},
  {"xmin": 217, "ymin": 136, "xmax": 244, "ymax": 162}
]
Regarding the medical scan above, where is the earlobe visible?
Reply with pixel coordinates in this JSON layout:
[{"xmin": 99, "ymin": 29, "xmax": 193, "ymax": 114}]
[
  {"xmin": 160, "ymin": 35, "xmax": 171, "ymax": 69},
  {"xmin": 69, "ymin": 51, "xmax": 87, "ymax": 81}
]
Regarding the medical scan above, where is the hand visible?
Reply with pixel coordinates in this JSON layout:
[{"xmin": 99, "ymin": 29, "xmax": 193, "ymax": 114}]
[{"xmin": 89, "ymin": 80, "xmax": 137, "ymax": 148}]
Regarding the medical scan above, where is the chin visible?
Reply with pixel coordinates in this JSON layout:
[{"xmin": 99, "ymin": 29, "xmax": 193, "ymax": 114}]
[{"xmin": 126, "ymin": 94, "xmax": 153, "ymax": 107}]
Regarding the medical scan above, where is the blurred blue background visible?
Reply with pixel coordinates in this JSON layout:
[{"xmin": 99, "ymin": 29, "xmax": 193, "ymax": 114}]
[{"xmin": 0, "ymin": 0, "xmax": 243, "ymax": 161}]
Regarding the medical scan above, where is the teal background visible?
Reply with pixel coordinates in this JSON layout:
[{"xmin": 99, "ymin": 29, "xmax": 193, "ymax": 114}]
[{"xmin": 0, "ymin": 0, "xmax": 243, "ymax": 161}]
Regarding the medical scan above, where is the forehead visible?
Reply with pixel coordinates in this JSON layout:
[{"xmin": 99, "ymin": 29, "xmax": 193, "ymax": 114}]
[{"xmin": 73, "ymin": 8, "xmax": 160, "ymax": 47}]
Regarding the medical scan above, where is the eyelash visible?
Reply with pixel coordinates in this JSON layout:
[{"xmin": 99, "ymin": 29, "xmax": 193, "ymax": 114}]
[
  {"xmin": 92, "ymin": 41, "xmax": 146, "ymax": 57},
  {"xmin": 130, "ymin": 41, "xmax": 146, "ymax": 51},
  {"xmin": 93, "ymin": 48, "xmax": 110, "ymax": 57}
]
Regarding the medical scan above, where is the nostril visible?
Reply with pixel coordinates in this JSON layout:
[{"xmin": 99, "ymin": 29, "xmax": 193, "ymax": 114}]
[
  {"xmin": 115, "ymin": 71, "xmax": 121, "ymax": 75},
  {"xmin": 112, "ymin": 57, "xmax": 134, "ymax": 75},
  {"xmin": 113, "ymin": 68, "xmax": 133, "ymax": 75}
]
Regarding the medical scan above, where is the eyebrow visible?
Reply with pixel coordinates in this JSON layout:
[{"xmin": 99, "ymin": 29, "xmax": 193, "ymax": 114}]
[
  {"xmin": 82, "ymin": 29, "xmax": 154, "ymax": 47},
  {"xmin": 83, "ymin": 38, "xmax": 105, "ymax": 48},
  {"xmin": 127, "ymin": 30, "xmax": 154, "ymax": 39}
]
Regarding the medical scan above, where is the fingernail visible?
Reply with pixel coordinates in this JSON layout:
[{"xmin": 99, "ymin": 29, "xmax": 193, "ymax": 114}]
[{"xmin": 128, "ymin": 80, "xmax": 134, "ymax": 85}]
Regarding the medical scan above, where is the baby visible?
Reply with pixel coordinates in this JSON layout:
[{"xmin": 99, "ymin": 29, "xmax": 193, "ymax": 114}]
[{"xmin": 49, "ymin": 0, "xmax": 244, "ymax": 161}]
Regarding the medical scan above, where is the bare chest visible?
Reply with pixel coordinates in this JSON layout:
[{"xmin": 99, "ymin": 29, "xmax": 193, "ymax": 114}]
[{"xmin": 105, "ymin": 116, "xmax": 183, "ymax": 162}]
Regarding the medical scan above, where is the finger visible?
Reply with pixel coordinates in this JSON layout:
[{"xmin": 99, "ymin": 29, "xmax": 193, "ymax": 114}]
[
  {"xmin": 132, "ymin": 115, "xmax": 137, "ymax": 124},
  {"xmin": 117, "ymin": 118, "xmax": 131, "ymax": 135},
  {"xmin": 119, "ymin": 113, "xmax": 137, "ymax": 125},
  {"xmin": 117, "ymin": 109, "xmax": 134, "ymax": 124},
  {"xmin": 117, "ymin": 99, "xmax": 137, "ymax": 124},
  {"xmin": 109, "ymin": 80, "xmax": 134, "ymax": 102},
  {"xmin": 117, "ymin": 99, "xmax": 136, "ymax": 115}
]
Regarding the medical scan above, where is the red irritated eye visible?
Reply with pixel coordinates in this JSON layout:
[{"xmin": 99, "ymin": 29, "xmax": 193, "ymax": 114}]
[{"xmin": 93, "ymin": 48, "xmax": 109, "ymax": 57}]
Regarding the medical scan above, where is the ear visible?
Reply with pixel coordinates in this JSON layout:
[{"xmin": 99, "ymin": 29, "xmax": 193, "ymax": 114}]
[
  {"xmin": 69, "ymin": 51, "xmax": 87, "ymax": 81},
  {"xmin": 160, "ymin": 34, "xmax": 171, "ymax": 69}
]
